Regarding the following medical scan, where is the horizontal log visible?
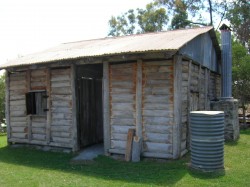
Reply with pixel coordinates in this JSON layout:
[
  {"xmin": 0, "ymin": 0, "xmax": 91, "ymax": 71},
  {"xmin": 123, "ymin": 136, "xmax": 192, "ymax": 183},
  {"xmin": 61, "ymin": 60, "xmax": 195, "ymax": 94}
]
[
  {"xmin": 30, "ymin": 140, "xmax": 47, "ymax": 145},
  {"xmin": 9, "ymin": 84, "xmax": 26, "ymax": 91},
  {"xmin": 110, "ymin": 63, "xmax": 134, "ymax": 69},
  {"xmin": 51, "ymin": 87, "xmax": 71, "ymax": 95},
  {"xmin": 10, "ymin": 90, "xmax": 26, "ymax": 96},
  {"xmin": 31, "ymin": 69, "xmax": 46, "ymax": 77},
  {"xmin": 111, "ymin": 103, "xmax": 135, "ymax": 111},
  {"xmin": 51, "ymin": 125, "xmax": 71, "ymax": 132},
  {"xmin": 143, "ymin": 142, "xmax": 172, "ymax": 154},
  {"xmin": 51, "ymin": 94, "xmax": 72, "ymax": 101},
  {"xmin": 10, "ymin": 95, "xmax": 25, "ymax": 101},
  {"xmin": 142, "ymin": 152, "xmax": 173, "ymax": 159},
  {"xmin": 142, "ymin": 103, "xmax": 173, "ymax": 110},
  {"xmin": 49, "ymin": 142, "xmax": 72, "ymax": 148},
  {"xmin": 51, "ymin": 75, "xmax": 70, "ymax": 82},
  {"xmin": 143, "ymin": 87, "xmax": 173, "ymax": 95},
  {"xmin": 143, "ymin": 66, "xmax": 173, "ymax": 73},
  {"xmin": 111, "ymin": 118, "xmax": 135, "ymax": 126},
  {"xmin": 11, "ymin": 132, "xmax": 27, "ymax": 139},
  {"xmin": 109, "ymin": 148, "xmax": 125, "ymax": 155},
  {"xmin": 181, "ymin": 140, "xmax": 186, "ymax": 150},
  {"xmin": 143, "ymin": 95, "xmax": 173, "ymax": 104},
  {"xmin": 111, "ymin": 140, "xmax": 126, "ymax": 149},
  {"xmin": 10, "ymin": 105, "xmax": 26, "ymax": 111},
  {"xmin": 32, "ymin": 134, "xmax": 46, "ymax": 141},
  {"xmin": 10, "ymin": 110, "xmax": 26, "ymax": 117},
  {"xmin": 144, "ymin": 132, "xmax": 172, "ymax": 144},
  {"xmin": 10, "ymin": 72, "xmax": 26, "ymax": 77},
  {"xmin": 111, "ymin": 125, "xmax": 133, "ymax": 134},
  {"xmin": 143, "ymin": 79, "xmax": 172, "ymax": 86},
  {"xmin": 11, "ymin": 126, "xmax": 28, "ymax": 133},
  {"xmin": 32, "ymin": 116, "xmax": 46, "ymax": 122},
  {"xmin": 111, "ymin": 81, "xmax": 134, "ymax": 88},
  {"xmin": 51, "ymin": 132, "xmax": 71, "ymax": 138},
  {"xmin": 32, "ymin": 121, "xmax": 46, "ymax": 128},
  {"xmin": 10, "ymin": 100, "xmax": 26, "ymax": 106},
  {"xmin": 52, "ymin": 113, "xmax": 72, "ymax": 120},
  {"xmin": 111, "ymin": 133, "xmax": 127, "ymax": 141},
  {"xmin": 144, "ymin": 73, "xmax": 173, "ymax": 80},
  {"xmin": 143, "ymin": 117, "xmax": 174, "ymax": 125},
  {"xmin": 30, "ymin": 76, "xmax": 46, "ymax": 83},
  {"xmin": 52, "ymin": 100, "xmax": 72, "ymax": 107},
  {"xmin": 143, "ymin": 60, "xmax": 172, "ymax": 66},
  {"xmin": 51, "ymin": 68, "xmax": 70, "ymax": 76},
  {"xmin": 51, "ymin": 107, "xmax": 72, "ymax": 113},
  {"xmin": 10, "ymin": 121, "xmax": 27, "ymax": 127},
  {"xmin": 142, "ymin": 110, "xmax": 173, "ymax": 117},
  {"xmin": 32, "ymin": 127, "xmax": 45, "ymax": 134},
  {"xmin": 144, "ymin": 124, "xmax": 173, "ymax": 134},
  {"xmin": 9, "ymin": 138, "xmax": 29, "ymax": 144},
  {"xmin": 31, "ymin": 82, "xmax": 46, "ymax": 89},
  {"xmin": 10, "ymin": 117, "xmax": 27, "ymax": 122},
  {"xmin": 111, "ymin": 110, "xmax": 134, "ymax": 118},
  {"xmin": 110, "ymin": 75, "xmax": 133, "ymax": 81},
  {"xmin": 51, "ymin": 119, "xmax": 72, "ymax": 126},
  {"xmin": 110, "ymin": 94, "xmax": 134, "ymax": 103},
  {"xmin": 51, "ymin": 81, "xmax": 71, "ymax": 88},
  {"xmin": 110, "ymin": 88, "xmax": 135, "ymax": 94},
  {"xmin": 51, "ymin": 137, "xmax": 71, "ymax": 144}
]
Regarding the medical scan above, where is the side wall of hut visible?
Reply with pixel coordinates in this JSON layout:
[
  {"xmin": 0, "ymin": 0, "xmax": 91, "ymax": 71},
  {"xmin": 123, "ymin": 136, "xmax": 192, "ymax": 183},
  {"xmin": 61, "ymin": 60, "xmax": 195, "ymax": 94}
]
[{"xmin": 6, "ymin": 66, "xmax": 76, "ymax": 150}]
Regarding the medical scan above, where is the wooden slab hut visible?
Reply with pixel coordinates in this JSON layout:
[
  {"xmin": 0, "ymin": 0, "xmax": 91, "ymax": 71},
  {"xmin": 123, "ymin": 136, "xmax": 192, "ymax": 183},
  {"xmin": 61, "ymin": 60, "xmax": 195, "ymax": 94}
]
[{"xmin": 1, "ymin": 26, "xmax": 221, "ymax": 159}]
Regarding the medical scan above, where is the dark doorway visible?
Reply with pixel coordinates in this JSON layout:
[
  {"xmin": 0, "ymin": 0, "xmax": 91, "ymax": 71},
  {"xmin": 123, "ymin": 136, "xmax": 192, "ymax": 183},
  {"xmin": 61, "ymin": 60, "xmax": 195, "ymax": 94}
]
[{"xmin": 76, "ymin": 64, "xmax": 103, "ymax": 148}]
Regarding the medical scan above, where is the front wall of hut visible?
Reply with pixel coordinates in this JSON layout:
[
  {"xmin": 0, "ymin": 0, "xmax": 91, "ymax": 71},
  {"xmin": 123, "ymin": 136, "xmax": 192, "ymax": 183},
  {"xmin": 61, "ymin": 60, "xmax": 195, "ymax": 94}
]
[{"xmin": 6, "ymin": 66, "xmax": 75, "ymax": 149}]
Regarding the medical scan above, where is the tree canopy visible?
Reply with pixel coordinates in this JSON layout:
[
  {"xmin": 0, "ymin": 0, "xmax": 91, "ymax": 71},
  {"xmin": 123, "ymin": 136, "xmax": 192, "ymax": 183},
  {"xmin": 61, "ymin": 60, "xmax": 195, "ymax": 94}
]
[{"xmin": 108, "ymin": 0, "xmax": 229, "ymax": 36}]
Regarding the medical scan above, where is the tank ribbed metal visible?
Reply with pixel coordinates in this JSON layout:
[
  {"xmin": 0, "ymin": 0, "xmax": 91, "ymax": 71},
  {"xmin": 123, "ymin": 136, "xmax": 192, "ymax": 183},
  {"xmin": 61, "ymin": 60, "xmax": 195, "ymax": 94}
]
[{"xmin": 190, "ymin": 111, "xmax": 224, "ymax": 172}]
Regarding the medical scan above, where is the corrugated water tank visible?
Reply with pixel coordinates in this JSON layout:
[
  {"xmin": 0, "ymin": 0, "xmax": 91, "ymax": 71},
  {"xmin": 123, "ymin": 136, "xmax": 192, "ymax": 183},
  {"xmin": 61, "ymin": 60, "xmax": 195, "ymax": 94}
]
[{"xmin": 190, "ymin": 111, "xmax": 224, "ymax": 172}]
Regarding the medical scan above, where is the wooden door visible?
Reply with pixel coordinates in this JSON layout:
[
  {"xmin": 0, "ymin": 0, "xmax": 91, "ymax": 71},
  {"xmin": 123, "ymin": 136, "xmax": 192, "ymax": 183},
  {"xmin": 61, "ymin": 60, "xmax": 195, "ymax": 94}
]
[{"xmin": 77, "ymin": 65, "xmax": 103, "ymax": 148}]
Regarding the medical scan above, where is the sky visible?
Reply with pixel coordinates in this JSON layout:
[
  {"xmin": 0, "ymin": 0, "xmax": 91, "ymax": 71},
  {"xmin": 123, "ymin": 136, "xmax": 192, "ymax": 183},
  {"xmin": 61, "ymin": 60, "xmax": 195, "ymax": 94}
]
[{"xmin": 0, "ymin": 0, "xmax": 152, "ymax": 65}]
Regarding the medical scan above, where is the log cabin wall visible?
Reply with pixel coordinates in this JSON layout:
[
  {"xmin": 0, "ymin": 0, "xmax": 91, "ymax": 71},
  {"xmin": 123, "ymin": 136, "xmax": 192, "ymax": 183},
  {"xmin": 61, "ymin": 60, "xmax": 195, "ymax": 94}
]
[
  {"xmin": 142, "ymin": 60, "xmax": 174, "ymax": 159},
  {"xmin": 7, "ymin": 66, "xmax": 74, "ymax": 149},
  {"xmin": 180, "ymin": 60, "xmax": 221, "ymax": 153},
  {"xmin": 108, "ymin": 60, "xmax": 175, "ymax": 158}
]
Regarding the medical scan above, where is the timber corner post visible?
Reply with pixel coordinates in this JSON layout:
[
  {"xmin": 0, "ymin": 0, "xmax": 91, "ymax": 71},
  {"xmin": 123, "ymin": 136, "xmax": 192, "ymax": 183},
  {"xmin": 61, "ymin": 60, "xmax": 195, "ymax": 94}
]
[
  {"xmin": 71, "ymin": 64, "xmax": 79, "ymax": 152},
  {"xmin": 5, "ymin": 70, "xmax": 10, "ymax": 144},
  {"xmin": 103, "ymin": 61, "xmax": 111, "ymax": 155},
  {"xmin": 173, "ymin": 55, "xmax": 182, "ymax": 159}
]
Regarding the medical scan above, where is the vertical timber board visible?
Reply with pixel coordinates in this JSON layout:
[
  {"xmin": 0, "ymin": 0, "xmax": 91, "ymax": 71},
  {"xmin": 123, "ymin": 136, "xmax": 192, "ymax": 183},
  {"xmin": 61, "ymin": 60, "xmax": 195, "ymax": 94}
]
[
  {"xmin": 136, "ymin": 60, "xmax": 142, "ymax": 139},
  {"xmin": 204, "ymin": 68, "xmax": 209, "ymax": 110},
  {"xmin": 173, "ymin": 55, "xmax": 182, "ymax": 159},
  {"xmin": 26, "ymin": 69, "xmax": 31, "ymax": 142},
  {"xmin": 5, "ymin": 71, "xmax": 10, "ymax": 142},
  {"xmin": 103, "ymin": 61, "xmax": 110, "ymax": 155},
  {"xmin": 71, "ymin": 64, "xmax": 78, "ymax": 151},
  {"xmin": 125, "ymin": 128, "xmax": 135, "ymax": 161},
  {"xmin": 187, "ymin": 60, "xmax": 192, "ymax": 149},
  {"xmin": 46, "ymin": 68, "xmax": 51, "ymax": 144},
  {"xmin": 198, "ymin": 65, "xmax": 202, "ymax": 110}
]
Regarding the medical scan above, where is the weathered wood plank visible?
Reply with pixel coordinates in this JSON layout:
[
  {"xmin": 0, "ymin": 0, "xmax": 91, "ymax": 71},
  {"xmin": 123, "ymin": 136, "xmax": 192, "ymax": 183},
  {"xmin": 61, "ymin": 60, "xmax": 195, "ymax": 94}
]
[
  {"xmin": 51, "ymin": 137, "xmax": 71, "ymax": 144},
  {"xmin": 10, "ymin": 117, "xmax": 27, "ymax": 122},
  {"xmin": 10, "ymin": 100, "xmax": 26, "ymax": 106},
  {"xmin": 51, "ymin": 81, "xmax": 71, "ymax": 88},
  {"xmin": 125, "ymin": 128, "xmax": 135, "ymax": 161},
  {"xmin": 142, "ymin": 66, "xmax": 173, "ymax": 73},
  {"xmin": 142, "ymin": 110, "xmax": 173, "ymax": 117},
  {"xmin": 173, "ymin": 55, "xmax": 182, "ymax": 159},
  {"xmin": 52, "ymin": 113, "xmax": 72, "ymax": 120},
  {"xmin": 52, "ymin": 100, "xmax": 72, "ymax": 107},
  {"xmin": 51, "ymin": 107, "xmax": 72, "ymax": 113},
  {"xmin": 143, "ymin": 95, "xmax": 174, "ymax": 103},
  {"xmin": 143, "ymin": 87, "xmax": 173, "ymax": 95},
  {"xmin": 11, "ymin": 126, "xmax": 28, "ymax": 133},
  {"xmin": 10, "ymin": 110, "xmax": 26, "ymax": 117},
  {"xmin": 111, "ymin": 125, "xmax": 131, "ymax": 134},
  {"xmin": 51, "ymin": 74, "xmax": 70, "ymax": 82},
  {"xmin": 51, "ymin": 132, "xmax": 71, "ymax": 138},
  {"xmin": 51, "ymin": 125, "xmax": 71, "ymax": 132},
  {"xmin": 144, "ymin": 132, "xmax": 172, "ymax": 143},
  {"xmin": 32, "ymin": 127, "xmax": 46, "ymax": 134},
  {"xmin": 51, "ymin": 119, "xmax": 72, "ymax": 126},
  {"xmin": 143, "ymin": 60, "xmax": 172, "ymax": 66},
  {"xmin": 143, "ymin": 103, "xmax": 173, "ymax": 110},
  {"xmin": 111, "ymin": 110, "xmax": 134, "ymax": 118},
  {"xmin": 12, "ymin": 133, "xmax": 27, "ymax": 139},
  {"xmin": 132, "ymin": 136, "xmax": 141, "ymax": 162},
  {"xmin": 144, "ymin": 124, "xmax": 173, "ymax": 134},
  {"xmin": 9, "ymin": 95, "xmax": 25, "ymax": 101},
  {"xmin": 51, "ymin": 87, "xmax": 71, "ymax": 95},
  {"xmin": 111, "ymin": 103, "xmax": 135, "ymax": 111},
  {"xmin": 143, "ymin": 117, "xmax": 174, "ymax": 126},
  {"xmin": 51, "ymin": 95, "xmax": 72, "ymax": 101},
  {"xmin": 103, "ymin": 61, "xmax": 111, "ymax": 155},
  {"xmin": 51, "ymin": 68, "xmax": 70, "ymax": 75},
  {"xmin": 111, "ymin": 133, "xmax": 127, "ymax": 140},
  {"xmin": 10, "ymin": 122, "xmax": 27, "ymax": 127},
  {"xmin": 31, "ymin": 69, "xmax": 46, "ymax": 77},
  {"xmin": 144, "ymin": 142, "xmax": 172, "ymax": 154},
  {"xmin": 111, "ymin": 118, "xmax": 135, "ymax": 126},
  {"xmin": 142, "ymin": 152, "xmax": 173, "ymax": 159},
  {"xmin": 111, "ymin": 140, "xmax": 126, "ymax": 149}
]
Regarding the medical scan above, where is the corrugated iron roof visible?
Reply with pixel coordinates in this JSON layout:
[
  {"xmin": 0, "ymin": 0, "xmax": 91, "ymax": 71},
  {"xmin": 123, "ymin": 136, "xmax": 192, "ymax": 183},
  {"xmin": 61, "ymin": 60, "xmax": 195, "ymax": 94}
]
[{"xmin": 1, "ymin": 26, "xmax": 214, "ymax": 69}]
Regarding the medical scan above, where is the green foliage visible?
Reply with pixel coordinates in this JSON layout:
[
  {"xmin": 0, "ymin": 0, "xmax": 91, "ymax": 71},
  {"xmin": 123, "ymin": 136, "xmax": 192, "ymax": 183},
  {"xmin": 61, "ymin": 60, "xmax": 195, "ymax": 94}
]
[
  {"xmin": 108, "ymin": 3, "xmax": 168, "ymax": 36},
  {"xmin": 108, "ymin": 0, "xmax": 230, "ymax": 36},
  {"xmin": 0, "ymin": 74, "xmax": 5, "ymax": 123},
  {"xmin": 226, "ymin": 0, "xmax": 250, "ymax": 51},
  {"xmin": 232, "ymin": 39, "xmax": 250, "ymax": 119}
]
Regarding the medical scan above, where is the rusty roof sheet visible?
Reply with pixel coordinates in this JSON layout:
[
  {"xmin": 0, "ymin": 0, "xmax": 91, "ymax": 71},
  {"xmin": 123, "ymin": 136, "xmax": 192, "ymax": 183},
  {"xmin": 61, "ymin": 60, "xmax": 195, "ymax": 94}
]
[{"xmin": 1, "ymin": 26, "xmax": 214, "ymax": 69}]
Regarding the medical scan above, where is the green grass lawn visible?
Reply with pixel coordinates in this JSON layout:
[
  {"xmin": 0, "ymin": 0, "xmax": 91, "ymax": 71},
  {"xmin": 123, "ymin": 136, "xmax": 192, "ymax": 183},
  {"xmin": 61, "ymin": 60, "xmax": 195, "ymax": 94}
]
[{"xmin": 0, "ymin": 130, "xmax": 250, "ymax": 187}]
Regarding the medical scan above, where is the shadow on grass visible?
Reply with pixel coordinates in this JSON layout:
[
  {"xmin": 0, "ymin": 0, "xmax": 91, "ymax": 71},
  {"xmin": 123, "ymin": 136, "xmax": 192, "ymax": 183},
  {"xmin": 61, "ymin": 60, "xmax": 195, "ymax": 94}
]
[
  {"xmin": 188, "ymin": 167, "xmax": 225, "ymax": 179},
  {"xmin": 240, "ymin": 129, "xmax": 250, "ymax": 135},
  {"xmin": 0, "ymin": 143, "xmax": 188, "ymax": 186}
]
